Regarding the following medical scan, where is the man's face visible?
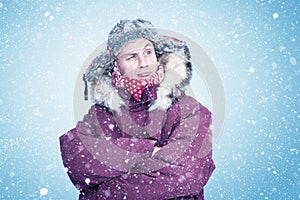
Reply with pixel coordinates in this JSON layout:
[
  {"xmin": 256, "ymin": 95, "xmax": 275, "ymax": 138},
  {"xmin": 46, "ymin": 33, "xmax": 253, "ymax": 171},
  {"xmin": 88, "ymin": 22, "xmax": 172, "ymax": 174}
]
[{"xmin": 115, "ymin": 38, "xmax": 158, "ymax": 79}]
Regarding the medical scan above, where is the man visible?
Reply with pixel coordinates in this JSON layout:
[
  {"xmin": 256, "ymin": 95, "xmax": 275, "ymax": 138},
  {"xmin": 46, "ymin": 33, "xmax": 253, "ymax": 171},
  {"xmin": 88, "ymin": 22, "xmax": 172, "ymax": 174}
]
[{"xmin": 60, "ymin": 19, "xmax": 215, "ymax": 199}]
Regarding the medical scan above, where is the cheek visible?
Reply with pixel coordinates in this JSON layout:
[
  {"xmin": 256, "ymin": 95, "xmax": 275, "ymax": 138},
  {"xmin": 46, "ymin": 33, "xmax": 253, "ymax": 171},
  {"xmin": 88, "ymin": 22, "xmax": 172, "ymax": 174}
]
[
  {"xmin": 118, "ymin": 61, "xmax": 137, "ymax": 75},
  {"xmin": 148, "ymin": 54, "xmax": 158, "ymax": 64}
]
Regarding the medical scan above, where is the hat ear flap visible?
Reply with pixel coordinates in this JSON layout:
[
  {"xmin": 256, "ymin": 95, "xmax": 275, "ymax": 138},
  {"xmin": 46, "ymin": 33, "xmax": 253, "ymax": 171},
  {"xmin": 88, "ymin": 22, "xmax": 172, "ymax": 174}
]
[
  {"xmin": 85, "ymin": 51, "xmax": 114, "ymax": 82},
  {"xmin": 83, "ymin": 51, "xmax": 115, "ymax": 102},
  {"xmin": 113, "ymin": 61, "xmax": 121, "ymax": 74}
]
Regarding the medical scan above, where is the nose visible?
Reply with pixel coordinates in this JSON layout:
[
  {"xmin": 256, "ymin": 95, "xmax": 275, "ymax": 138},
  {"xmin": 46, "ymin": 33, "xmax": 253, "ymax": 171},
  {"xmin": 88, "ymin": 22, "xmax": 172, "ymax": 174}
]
[{"xmin": 138, "ymin": 54, "xmax": 147, "ymax": 68}]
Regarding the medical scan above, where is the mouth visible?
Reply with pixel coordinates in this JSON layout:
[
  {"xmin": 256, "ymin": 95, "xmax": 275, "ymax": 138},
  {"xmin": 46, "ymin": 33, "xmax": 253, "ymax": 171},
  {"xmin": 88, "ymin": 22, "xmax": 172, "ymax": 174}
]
[{"xmin": 136, "ymin": 71, "xmax": 153, "ymax": 78}]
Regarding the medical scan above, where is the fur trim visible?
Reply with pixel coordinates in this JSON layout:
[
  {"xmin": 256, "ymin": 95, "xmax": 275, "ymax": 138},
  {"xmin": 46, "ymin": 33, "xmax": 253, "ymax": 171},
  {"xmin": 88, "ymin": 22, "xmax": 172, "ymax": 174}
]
[
  {"xmin": 149, "ymin": 53, "xmax": 187, "ymax": 110},
  {"xmin": 89, "ymin": 76, "xmax": 125, "ymax": 113},
  {"xmin": 149, "ymin": 48, "xmax": 191, "ymax": 110}
]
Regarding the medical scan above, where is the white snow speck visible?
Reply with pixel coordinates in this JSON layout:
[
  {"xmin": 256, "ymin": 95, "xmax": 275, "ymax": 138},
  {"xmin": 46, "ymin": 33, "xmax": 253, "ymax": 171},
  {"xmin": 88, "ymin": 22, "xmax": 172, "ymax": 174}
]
[
  {"xmin": 78, "ymin": 145, "xmax": 84, "ymax": 152},
  {"xmin": 178, "ymin": 175, "xmax": 186, "ymax": 183},
  {"xmin": 85, "ymin": 178, "xmax": 91, "ymax": 185},
  {"xmin": 49, "ymin": 15, "xmax": 55, "ymax": 21},
  {"xmin": 249, "ymin": 67, "xmax": 255, "ymax": 73},
  {"xmin": 289, "ymin": 148, "xmax": 298, "ymax": 154},
  {"xmin": 67, "ymin": 132, "xmax": 74, "ymax": 140},
  {"xmin": 85, "ymin": 163, "xmax": 91, "ymax": 169},
  {"xmin": 63, "ymin": 167, "xmax": 68, "ymax": 173},
  {"xmin": 104, "ymin": 189, "xmax": 111, "ymax": 197},
  {"xmin": 40, "ymin": 188, "xmax": 48, "ymax": 196},
  {"xmin": 278, "ymin": 45, "xmax": 286, "ymax": 52},
  {"xmin": 108, "ymin": 124, "xmax": 114, "ymax": 130},
  {"xmin": 9, "ymin": 172, "xmax": 15, "ymax": 177},
  {"xmin": 247, "ymin": 119, "xmax": 256, "ymax": 125},
  {"xmin": 289, "ymin": 57, "xmax": 296, "ymax": 66},
  {"xmin": 273, "ymin": 13, "xmax": 279, "ymax": 19},
  {"xmin": 44, "ymin": 12, "xmax": 50, "ymax": 17},
  {"xmin": 271, "ymin": 62, "xmax": 277, "ymax": 69}
]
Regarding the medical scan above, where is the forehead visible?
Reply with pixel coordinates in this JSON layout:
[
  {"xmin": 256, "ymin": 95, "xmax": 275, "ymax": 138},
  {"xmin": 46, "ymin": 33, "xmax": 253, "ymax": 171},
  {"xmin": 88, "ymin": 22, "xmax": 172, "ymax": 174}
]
[{"xmin": 119, "ymin": 38, "xmax": 154, "ymax": 54}]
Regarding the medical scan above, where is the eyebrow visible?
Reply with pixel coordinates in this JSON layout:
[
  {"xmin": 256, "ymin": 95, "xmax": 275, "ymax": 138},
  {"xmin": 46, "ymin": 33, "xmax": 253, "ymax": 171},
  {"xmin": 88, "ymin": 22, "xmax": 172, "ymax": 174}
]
[
  {"xmin": 143, "ymin": 43, "xmax": 153, "ymax": 49},
  {"xmin": 127, "ymin": 43, "xmax": 153, "ymax": 54},
  {"xmin": 118, "ymin": 43, "xmax": 154, "ymax": 58}
]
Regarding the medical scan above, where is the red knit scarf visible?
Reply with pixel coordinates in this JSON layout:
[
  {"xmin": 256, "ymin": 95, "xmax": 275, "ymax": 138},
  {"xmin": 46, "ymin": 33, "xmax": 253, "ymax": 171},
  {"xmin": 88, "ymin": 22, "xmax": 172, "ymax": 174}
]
[{"xmin": 112, "ymin": 65, "xmax": 164, "ymax": 101}]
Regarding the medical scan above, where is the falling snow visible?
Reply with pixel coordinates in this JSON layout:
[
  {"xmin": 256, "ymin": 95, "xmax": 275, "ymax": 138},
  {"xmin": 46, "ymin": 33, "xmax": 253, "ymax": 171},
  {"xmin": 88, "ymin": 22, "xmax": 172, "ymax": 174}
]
[
  {"xmin": 1, "ymin": 1, "xmax": 299, "ymax": 200},
  {"xmin": 108, "ymin": 124, "xmax": 114, "ymax": 130},
  {"xmin": 249, "ymin": 67, "xmax": 255, "ymax": 73},
  {"xmin": 272, "ymin": 12, "xmax": 279, "ymax": 19},
  {"xmin": 39, "ymin": 188, "xmax": 48, "ymax": 196},
  {"xmin": 85, "ymin": 178, "xmax": 91, "ymax": 185},
  {"xmin": 290, "ymin": 57, "xmax": 297, "ymax": 66}
]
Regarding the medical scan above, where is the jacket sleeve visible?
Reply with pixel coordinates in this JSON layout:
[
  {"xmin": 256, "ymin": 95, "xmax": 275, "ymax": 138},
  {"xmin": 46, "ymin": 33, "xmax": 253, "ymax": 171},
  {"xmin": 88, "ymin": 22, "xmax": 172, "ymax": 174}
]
[
  {"xmin": 59, "ymin": 105, "xmax": 157, "ymax": 191},
  {"xmin": 76, "ymin": 105, "xmax": 156, "ymax": 153}
]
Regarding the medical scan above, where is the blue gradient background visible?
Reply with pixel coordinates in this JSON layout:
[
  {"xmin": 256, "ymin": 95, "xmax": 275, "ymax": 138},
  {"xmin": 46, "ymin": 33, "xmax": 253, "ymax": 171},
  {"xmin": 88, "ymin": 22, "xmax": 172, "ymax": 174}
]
[{"xmin": 0, "ymin": 1, "xmax": 299, "ymax": 199}]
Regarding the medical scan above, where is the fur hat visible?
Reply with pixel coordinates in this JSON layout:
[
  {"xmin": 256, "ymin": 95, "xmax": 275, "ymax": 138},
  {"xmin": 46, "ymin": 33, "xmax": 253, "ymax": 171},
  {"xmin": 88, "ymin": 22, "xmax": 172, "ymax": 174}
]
[
  {"xmin": 83, "ymin": 19, "xmax": 192, "ymax": 111},
  {"xmin": 107, "ymin": 19, "xmax": 158, "ymax": 57}
]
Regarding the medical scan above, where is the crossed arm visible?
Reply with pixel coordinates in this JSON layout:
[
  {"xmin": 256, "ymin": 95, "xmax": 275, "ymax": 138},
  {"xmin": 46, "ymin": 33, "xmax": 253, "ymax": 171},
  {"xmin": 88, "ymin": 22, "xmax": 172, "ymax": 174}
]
[{"xmin": 60, "ymin": 96, "xmax": 215, "ymax": 199}]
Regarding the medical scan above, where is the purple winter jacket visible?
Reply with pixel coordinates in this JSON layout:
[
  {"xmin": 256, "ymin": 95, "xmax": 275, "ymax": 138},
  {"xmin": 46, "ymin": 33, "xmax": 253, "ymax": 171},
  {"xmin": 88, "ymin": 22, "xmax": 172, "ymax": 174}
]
[
  {"xmin": 60, "ymin": 92, "xmax": 215, "ymax": 199},
  {"xmin": 60, "ymin": 41, "xmax": 215, "ymax": 199}
]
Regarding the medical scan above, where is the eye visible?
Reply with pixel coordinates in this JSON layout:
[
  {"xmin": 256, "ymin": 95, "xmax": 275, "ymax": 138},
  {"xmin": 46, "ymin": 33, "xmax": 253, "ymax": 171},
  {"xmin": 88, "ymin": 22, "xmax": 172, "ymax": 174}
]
[
  {"xmin": 144, "ymin": 49, "xmax": 153, "ymax": 56},
  {"xmin": 126, "ymin": 54, "xmax": 136, "ymax": 61}
]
